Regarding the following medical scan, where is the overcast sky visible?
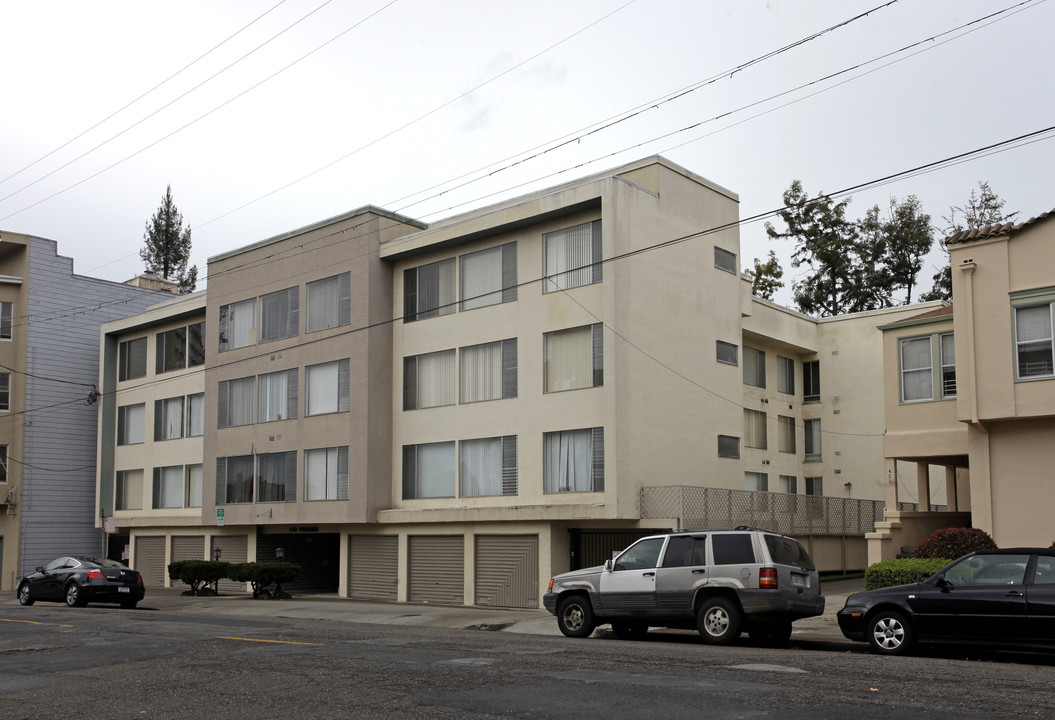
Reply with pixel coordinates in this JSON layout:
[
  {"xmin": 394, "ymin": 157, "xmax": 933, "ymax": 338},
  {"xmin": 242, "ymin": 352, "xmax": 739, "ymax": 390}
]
[{"xmin": 2, "ymin": 0, "xmax": 1052, "ymax": 308}]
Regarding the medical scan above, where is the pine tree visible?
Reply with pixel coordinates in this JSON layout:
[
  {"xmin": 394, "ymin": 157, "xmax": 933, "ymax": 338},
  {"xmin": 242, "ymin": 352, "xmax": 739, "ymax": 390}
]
[{"xmin": 140, "ymin": 185, "xmax": 197, "ymax": 294}]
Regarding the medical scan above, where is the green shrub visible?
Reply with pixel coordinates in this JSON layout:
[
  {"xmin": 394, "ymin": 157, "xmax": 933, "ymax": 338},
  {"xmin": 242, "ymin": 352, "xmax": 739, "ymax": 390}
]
[
  {"xmin": 865, "ymin": 557, "xmax": 951, "ymax": 590},
  {"xmin": 228, "ymin": 562, "xmax": 300, "ymax": 599},
  {"xmin": 168, "ymin": 560, "xmax": 231, "ymax": 595},
  {"xmin": 914, "ymin": 527, "xmax": 996, "ymax": 559}
]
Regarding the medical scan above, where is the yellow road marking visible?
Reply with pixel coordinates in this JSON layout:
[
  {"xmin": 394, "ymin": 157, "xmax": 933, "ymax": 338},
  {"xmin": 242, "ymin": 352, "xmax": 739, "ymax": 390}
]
[
  {"xmin": 0, "ymin": 618, "xmax": 74, "ymax": 628},
  {"xmin": 217, "ymin": 636, "xmax": 325, "ymax": 646}
]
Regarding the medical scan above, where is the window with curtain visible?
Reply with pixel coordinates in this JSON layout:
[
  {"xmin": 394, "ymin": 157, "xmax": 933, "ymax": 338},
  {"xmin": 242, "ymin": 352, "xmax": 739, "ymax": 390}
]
[
  {"xmin": 544, "ymin": 324, "xmax": 602, "ymax": 392},
  {"xmin": 116, "ymin": 469, "xmax": 143, "ymax": 510},
  {"xmin": 460, "ymin": 243, "xmax": 517, "ymax": 310},
  {"xmin": 804, "ymin": 419, "xmax": 821, "ymax": 461},
  {"xmin": 900, "ymin": 336, "xmax": 933, "ymax": 402},
  {"xmin": 219, "ymin": 455, "xmax": 254, "ymax": 504},
  {"xmin": 187, "ymin": 393, "xmax": 204, "ymax": 437},
  {"xmin": 543, "ymin": 220, "xmax": 602, "ymax": 292},
  {"xmin": 188, "ymin": 322, "xmax": 205, "ymax": 367},
  {"xmin": 402, "ymin": 442, "xmax": 456, "ymax": 499},
  {"xmin": 156, "ymin": 327, "xmax": 187, "ymax": 373},
  {"xmin": 941, "ymin": 333, "xmax": 956, "ymax": 397},
  {"xmin": 404, "ymin": 350, "xmax": 456, "ymax": 410},
  {"xmin": 306, "ymin": 272, "xmax": 350, "ymax": 332},
  {"xmin": 0, "ymin": 301, "xmax": 12, "ymax": 339},
  {"xmin": 1015, "ymin": 304, "xmax": 1054, "ymax": 378},
  {"xmin": 185, "ymin": 464, "xmax": 202, "ymax": 507},
  {"xmin": 154, "ymin": 396, "xmax": 184, "ymax": 441},
  {"xmin": 803, "ymin": 360, "xmax": 820, "ymax": 402},
  {"xmin": 258, "ymin": 370, "xmax": 297, "ymax": 422},
  {"xmin": 778, "ymin": 356, "xmax": 795, "ymax": 394},
  {"xmin": 218, "ymin": 298, "xmax": 256, "ymax": 351},
  {"xmin": 305, "ymin": 446, "xmax": 349, "ymax": 501},
  {"xmin": 460, "ymin": 436, "xmax": 517, "ymax": 497},
  {"xmin": 744, "ymin": 471, "xmax": 768, "ymax": 491},
  {"xmin": 778, "ymin": 415, "xmax": 796, "ymax": 453},
  {"xmin": 257, "ymin": 452, "xmax": 295, "ymax": 502},
  {"xmin": 306, "ymin": 359, "xmax": 349, "ymax": 416},
  {"xmin": 460, "ymin": 339, "xmax": 516, "ymax": 404},
  {"xmin": 743, "ymin": 346, "xmax": 765, "ymax": 388},
  {"xmin": 259, "ymin": 287, "xmax": 299, "ymax": 342},
  {"xmin": 543, "ymin": 428, "xmax": 603, "ymax": 493},
  {"xmin": 779, "ymin": 475, "xmax": 798, "ymax": 493},
  {"xmin": 153, "ymin": 466, "xmax": 184, "ymax": 508},
  {"xmin": 119, "ymin": 337, "xmax": 147, "ymax": 381},
  {"xmin": 743, "ymin": 409, "xmax": 767, "ymax": 450},
  {"xmin": 404, "ymin": 258, "xmax": 456, "ymax": 321},
  {"xmin": 218, "ymin": 376, "xmax": 255, "ymax": 427},
  {"xmin": 117, "ymin": 403, "xmax": 145, "ymax": 445}
]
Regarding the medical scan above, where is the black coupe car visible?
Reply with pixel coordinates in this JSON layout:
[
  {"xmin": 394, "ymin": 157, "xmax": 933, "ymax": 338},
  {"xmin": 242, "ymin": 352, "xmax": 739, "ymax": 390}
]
[
  {"xmin": 838, "ymin": 548, "xmax": 1055, "ymax": 655},
  {"xmin": 17, "ymin": 556, "xmax": 145, "ymax": 609}
]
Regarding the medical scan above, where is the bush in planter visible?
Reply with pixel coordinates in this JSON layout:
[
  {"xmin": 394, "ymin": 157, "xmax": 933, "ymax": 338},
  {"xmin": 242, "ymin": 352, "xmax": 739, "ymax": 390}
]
[
  {"xmin": 914, "ymin": 527, "xmax": 997, "ymax": 560},
  {"xmin": 228, "ymin": 562, "xmax": 300, "ymax": 599},
  {"xmin": 168, "ymin": 560, "xmax": 231, "ymax": 596},
  {"xmin": 865, "ymin": 558, "xmax": 952, "ymax": 590}
]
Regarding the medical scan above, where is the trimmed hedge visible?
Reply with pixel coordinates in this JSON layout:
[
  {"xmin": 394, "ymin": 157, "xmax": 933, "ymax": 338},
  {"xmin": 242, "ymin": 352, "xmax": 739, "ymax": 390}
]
[
  {"xmin": 865, "ymin": 557, "xmax": 951, "ymax": 590},
  {"xmin": 168, "ymin": 560, "xmax": 231, "ymax": 596},
  {"xmin": 167, "ymin": 560, "xmax": 300, "ymax": 598},
  {"xmin": 914, "ymin": 527, "xmax": 996, "ymax": 559}
]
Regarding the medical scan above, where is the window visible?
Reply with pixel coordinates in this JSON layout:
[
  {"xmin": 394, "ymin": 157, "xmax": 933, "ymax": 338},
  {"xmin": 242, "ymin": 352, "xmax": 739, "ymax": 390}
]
[
  {"xmin": 156, "ymin": 327, "xmax": 186, "ymax": 374},
  {"xmin": 544, "ymin": 324, "xmax": 602, "ymax": 392},
  {"xmin": 404, "ymin": 350, "xmax": 456, "ymax": 410},
  {"xmin": 154, "ymin": 397, "xmax": 184, "ymax": 441},
  {"xmin": 404, "ymin": 258, "xmax": 455, "ymax": 321},
  {"xmin": 460, "ymin": 436, "xmax": 517, "ymax": 497},
  {"xmin": 803, "ymin": 360, "xmax": 820, "ymax": 402},
  {"xmin": 714, "ymin": 246, "xmax": 736, "ymax": 273},
  {"xmin": 779, "ymin": 475, "xmax": 797, "ymax": 493},
  {"xmin": 743, "ymin": 346, "xmax": 765, "ymax": 388},
  {"xmin": 257, "ymin": 451, "xmax": 296, "ymax": 503},
  {"xmin": 460, "ymin": 243, "xmax": 516, "ymax": 310},
  {"xmin": 900, "ymin": 336, "xmax": 933, "ymax": 402},
  {"xmin": 187, "ymin": 393, "xmax": 204, "ymax": 437},
  {"xmin": 941, "ymin": 333, "xmax": 956, "ymax": 398},
  {"xmin": 614, "ymin": 538, "xmax": 665, "ymax": 571},
  {"xmin": 543, "ymin": 220, "xmax": 602, "ymax": 293},
  {"xmin": 1015, "ymin": 304, "xmax": 1054, "ymax": 378},
  {"xmin": 744, "ymin": 471, "xmax": 768, "ymax": 492},
  {"xmin": 306, "ymin": 273, "xmax": 350, "ymax": 332},
  {"xmin": 152, "ymin": 466, "xmax": 184, "ymax": 509},
  {"xmin": 0, "ymin": 301, "xmax": 12, "ymax": 339},
  {"xmin": 662, "ymin": 535, "xmax": 707, "ymax": 568},
  {"xmin": 0, "ymin": 373, "xmax": 9, "ymax": 411},
  {"xmin": 743, "ymin": 409, "xmax": 767, "ymax": 450},
  {"xmin": 716, "ymin": 340, "xmax": 738, "ymax": 366},
  {"xmin": 117, "ymin": 403, "xmax": 145, "ymax": 445},
  {"xmin": 218, "ymin": 298, "xmax": 256, "ymax": 351},
  {"xmin": 306, "ymin": 359, "xmax": 350, "ymax": 415},
  {"xmin": 804, "ymin": 419, "xmax": 821, "ymax": 461},
  {"xmin": 259, "ymin": 287, "xmax": 299, "ymax": 342},
  {"xmin": 186, "ymin": 464, "xmax": 202, "ymax": 507},
  {"xmin": 778, "ymin": 356, "xmax": 795, "ymax": 394},
  {"xmin": 0, "ymin": 445, "xmax": 8, "ymax": 483},
  {"xmin": 217, "ymin": 376, "xmax": 255, "ymax": 428},
  {"xmin": 460, "ymin": 339, "xmax": 517, "ymax": 403},
  {"xmin": 305, "ymin": 447, "xmax": 349, "ymax": 501},
  {"xmin": 119, "ymin": 337, "xmax": 147, "ymax": 381},
  {"xmin": 116, "ymin": 469, "xmax": 143, "ymax": 510},
  {"xmin": 805, "ymin": 477, "xmax": 823, "ymax": 496},
  {"xmin": 216, "ymin": 455, "xmax": 254, "ymax": 504},
  {"xmin": 258, "ymin": 369, "xmax": 298, "ymax": 422},
  {"xmin": 543, "ymin": 427, "xmax": 604, "ymax": 493},
  {"xmin": 717, "ymin": 435, "xmax": 740, "ymax": 459},
  {"xmin": 402, "ymin": 441, "xmax": 456, "ymax": 499},
  {"xmin": 778, "ymin": 415, "xmax": 796, "ymax": 454},
  {"xmin": 188, "ymin": 322, "xmax": 205, "ymax": 367},
  {"xmin": 713, "ymin": 533, "xmax": 757, "ymax": 565}
]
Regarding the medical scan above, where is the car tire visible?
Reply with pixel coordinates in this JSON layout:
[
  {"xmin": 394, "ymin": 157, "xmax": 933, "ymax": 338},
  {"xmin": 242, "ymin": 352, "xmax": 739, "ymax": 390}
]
[
  {"xmin": 867, "ymin": 610, "xmax": 914, "ymax": 656},
  {"xmin": 751, "ymin": 621, "xmax": 793, "ymax": 647},
  {"xmin": 697, "ymin": 597, "xmax": 742, "ymax": 645},
  {"xmin": 17, "ymin": 582, "xmax": 34, "ymax": 606},
  {"xmin": 556, "ymin": 595, "xmax": 596, "ymax": 638},
  {"xmin": 65, "ymin": 582, "xmax": 86, "ymax": 608},
  {"xmin": 611, "ymin": 620, "xmax": 649, "ymax": 641}
]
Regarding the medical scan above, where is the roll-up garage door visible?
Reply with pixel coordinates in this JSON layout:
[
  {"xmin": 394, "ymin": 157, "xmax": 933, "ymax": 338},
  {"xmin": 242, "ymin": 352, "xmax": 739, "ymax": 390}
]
[
  {"xmin": 171, "ymin": 536, "xmax": 205, "ymax": 562},
  {"xmin": 134, "ymin": 536, "xmax": 166, "ymax": 588},
  {"xmin": 475, "ymin": 535, "xmax": 539, "ymax": 609},
  {"xmin": 408, "ymin": 535, "xmax": 464, "ymax": 604},
  {"xmin": 348, "ymin": 535, "xmax": 398, "ymax": 600},
  {"xmin": 212, "ymin": 535, "xmax": 248, "ymax": 594}
]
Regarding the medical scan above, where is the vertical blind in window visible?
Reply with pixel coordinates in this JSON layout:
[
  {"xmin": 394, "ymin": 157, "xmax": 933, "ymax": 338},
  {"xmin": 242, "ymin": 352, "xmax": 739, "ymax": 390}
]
[
  {"xmin": 544, "ymin": 324, "xmax": 602, "ymax": 392},
  {"xmin": 543, "ymin": 428, "xmax": 603, "ymax": 493},
  {"xmin": 218, "ymin": 377, "xmax": 255, "ymax": 427},
  {"xmin": 219, "ymin": 299, "xmax": 256, "ymax": 351},
  {"xmin": 405, "ymin": 259, "xmax": 456, "ymax": 321},
  {"xmin": 305, "ymin": 446, "xmax": 349, "ymax": 500},
  {"xmin": 119, "ymin": 337, "xmax": 147, "ymax": 381},
  {"xmin": 459, "ymin": 340, "xmax": 516, "ymax": 403},
  {"xmin": 260, "ymin": 287, "xmax": 299, "ymax": 342},
  {"xmin": 459, "ymin": 436, "xmax": 517, "ymax": 497},
  {"xmin": 258, "ymin": 370, "xmax": 297, "ymax": 421},
  {"xmin": 459, "ymin": 243, "xmax": 517, "ymax": 310},
  {"xmin": 156, "ymin": 327, "xmax": 186, "ymax": 373},
  {"xmin": 743, "ymin": 409, "xmax": 767, "ymax": 450},
  {"xmin": 306, "ymin": 273, "xmax": 351, "ymax": 332},
  {"xmin": 778, "ymin": 415, "xmax": 796, "ymax": 453},
  {"xmin": 404, "ymin": 350, "xmax": 456, "ymax": 410},
  {"xmin": 543, "ymin": 221, "xmax": 602, "ymax": 292},
  {"xmin": 186, "ymin": 464, "xmax": 203, "ymax": 507},
  {"xmin": 403, "ymin": 442, "xmax": 456, "ymax": 498},
  {"xmin": 306, "ymin": 359, "xmax": 350, "ymax": 415}
]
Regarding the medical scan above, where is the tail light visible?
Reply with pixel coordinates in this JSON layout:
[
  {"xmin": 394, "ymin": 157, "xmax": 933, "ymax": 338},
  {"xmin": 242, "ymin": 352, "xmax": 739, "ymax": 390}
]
[
  {"xmin": 759, "ymin": 567, "xmax": 778, "ymax": 590},
  {"xmin": 86, "ymin": 569, "xmax": 105, "ymax": 580}
]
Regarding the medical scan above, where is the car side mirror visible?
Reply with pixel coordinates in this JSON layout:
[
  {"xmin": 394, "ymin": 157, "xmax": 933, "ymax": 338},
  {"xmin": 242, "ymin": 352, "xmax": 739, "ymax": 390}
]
[
  {"xmin": 936, "ymin": 575, "xmax": 952, "ymax": 592},
  {"xmin": 36, "ymin": 566, "xmax": 44, "ymax": 573},
  {"xmin": 603, "ymin": 559, "xmax": 613, "ymax": 572}
]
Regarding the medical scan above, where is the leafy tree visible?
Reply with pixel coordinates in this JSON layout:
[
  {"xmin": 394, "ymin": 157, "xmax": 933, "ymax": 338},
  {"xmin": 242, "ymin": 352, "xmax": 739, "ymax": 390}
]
[
  {"xmin": 140, "ymin": 185, "xmax": 197, "ymax": 294},
  {"xmin": 747, "ymin": 250, "xmax": 784, "ymax": 300},
  {"xmin": 860, "ymin": 195, "xmax": 933, "ymax": 305}
]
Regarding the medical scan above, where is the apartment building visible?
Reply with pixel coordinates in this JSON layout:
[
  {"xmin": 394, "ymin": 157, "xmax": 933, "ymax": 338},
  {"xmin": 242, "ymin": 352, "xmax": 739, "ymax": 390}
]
[{"xmin": 0, "ymin": 232, "xmax": 171, "ymax": 590}]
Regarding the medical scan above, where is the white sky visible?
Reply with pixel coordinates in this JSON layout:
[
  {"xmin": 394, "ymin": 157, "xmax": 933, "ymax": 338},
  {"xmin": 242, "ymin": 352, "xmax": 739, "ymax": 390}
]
[{"xmin": 2, "ymin": 0, "xmax": 1052, "ymax": 308}]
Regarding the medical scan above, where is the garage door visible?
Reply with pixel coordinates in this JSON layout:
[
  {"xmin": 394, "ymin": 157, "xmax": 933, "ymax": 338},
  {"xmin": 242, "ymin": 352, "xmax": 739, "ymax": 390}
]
[
  {"xmin": 408, "ymin": 535, "xmax": 464, "ymax": 604},
  {"xmin": 348, "ymin": 535, "xmax": 398, "ymax": 600},
  {"xmin": 134, "ymin": 536, "xmax": 166, "ymax": 588},
  {"xmin": 212, "ymin": 535, "xmax": 248, "ymax": 594},
  {"xmin": 475, "ymin": 535, "xmax": 539, "ymax": 608}
]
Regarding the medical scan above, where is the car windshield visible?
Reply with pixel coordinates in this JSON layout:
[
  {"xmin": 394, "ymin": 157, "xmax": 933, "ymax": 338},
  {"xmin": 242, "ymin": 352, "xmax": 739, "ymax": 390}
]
[{"xmin": 763, "ymin": 535, "xmax": 816, "ymax": 570}]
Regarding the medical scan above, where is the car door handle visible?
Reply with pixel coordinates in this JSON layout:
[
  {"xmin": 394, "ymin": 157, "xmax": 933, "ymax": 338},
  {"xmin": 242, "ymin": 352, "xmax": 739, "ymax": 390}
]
[
  {"xmin": 643, "ymin": 572, "xmax": 655, "ymax": 577},
  {"xmin": 692, "ymin": 569, "xmax": 706, "ymax": 574},
  {"xmin": 1006, "ymin": 590, "xmax": 1024, "ymax": 597}
]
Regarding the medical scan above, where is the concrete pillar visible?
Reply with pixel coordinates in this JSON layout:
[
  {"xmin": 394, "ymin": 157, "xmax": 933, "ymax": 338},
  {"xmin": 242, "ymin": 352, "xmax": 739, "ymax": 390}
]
[
  {"xmin": 916, "ymin": 462, "xmax": 931, "ymax": 511},
  {"xmin": 945, "ymin": 466, "xmax": 958, "ymax": 511},
  {"xmin": 884, "ymin": 458, "xmax": 899, "ymax": 515}
]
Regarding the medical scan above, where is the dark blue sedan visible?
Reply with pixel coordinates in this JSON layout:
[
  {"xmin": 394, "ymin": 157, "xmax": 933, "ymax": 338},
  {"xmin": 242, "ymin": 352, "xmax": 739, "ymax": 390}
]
[{"xmin": 18, "ymin": 556, "xmax": 145, "ymax": 609}]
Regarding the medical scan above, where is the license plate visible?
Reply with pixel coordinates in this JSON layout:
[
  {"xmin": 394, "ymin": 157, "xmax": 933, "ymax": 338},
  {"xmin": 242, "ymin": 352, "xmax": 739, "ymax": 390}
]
[
  {"xmin": 791, "ymin": 574, "xmax": 807, "ymax": 588},
  {"xmin": 118, "ymin": 587, "xmax": 130, "ymax": 593}
]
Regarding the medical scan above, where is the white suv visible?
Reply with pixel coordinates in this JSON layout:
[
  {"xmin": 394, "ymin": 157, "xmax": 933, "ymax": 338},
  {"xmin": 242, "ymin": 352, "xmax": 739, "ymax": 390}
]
[{"xmin": 543, "ymin": 527, "xmax": 824, "ymax": 644}]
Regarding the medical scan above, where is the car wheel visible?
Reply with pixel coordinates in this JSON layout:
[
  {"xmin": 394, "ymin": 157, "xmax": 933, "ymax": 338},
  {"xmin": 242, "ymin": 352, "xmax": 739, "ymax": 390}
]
[
  {"xmin": 696, "ymin": 597, "xmax": 742, "ymax": 645},
  {"xmin": 751, "ymin": 621, "xmax": 793, "ymax": 647},
  {"xmin": 867, "ymin": 610, "xmax": 914, "ymax": 655},
  {"xmin": 556, "ymin": 595, "xmax": 596, "ymax": 638},
  {"xmin": 65, "ymin": 582, "xmax": 86, "ymax": 608},
  {"xmin": 611, "ymin": 620, "xmax": 649, "ymax": 641},
  {"xmin": 17, "ymin": 582, "xmax": 34, "ymax": 606}
]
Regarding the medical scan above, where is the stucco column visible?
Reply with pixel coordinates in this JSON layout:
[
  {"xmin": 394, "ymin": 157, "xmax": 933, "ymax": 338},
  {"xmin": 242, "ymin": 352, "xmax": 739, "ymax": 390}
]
[
  {"xmin": 945, "ymin": 466, "xmax": 958, "ymax": 511},
  {"xmin": 884, "ymin": 458, "xmax": 899, "ymax": 515},
  {"xmin": 916, "ymin": 462, "xmax": 930, "ymax": 511}
]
